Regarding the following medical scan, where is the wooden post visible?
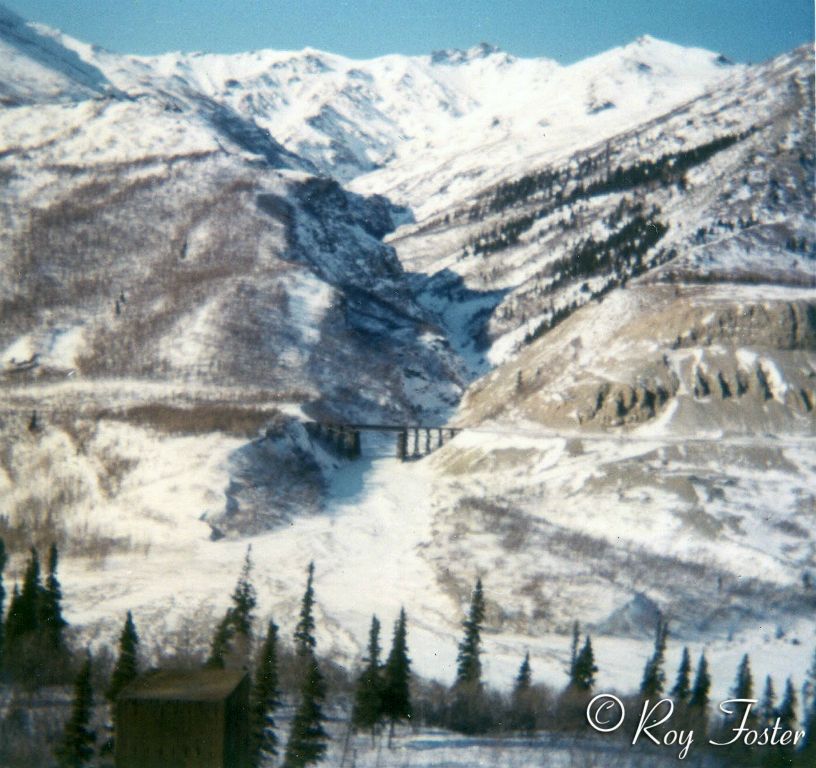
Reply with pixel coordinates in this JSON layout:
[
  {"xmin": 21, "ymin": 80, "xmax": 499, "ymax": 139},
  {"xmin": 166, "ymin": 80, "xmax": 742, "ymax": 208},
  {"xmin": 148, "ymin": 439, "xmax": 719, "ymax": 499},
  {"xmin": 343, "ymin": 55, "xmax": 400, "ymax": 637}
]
[
  {"xmin": 425, "ymin": 429, "xmax": 431, "ymax": 454},
  {"xmin": 413, "ymin": 428, "xmax": 420, "ymax": 457},
  {"xmin": 352, "ymin": 430, "xmax": 361, "ymax": 458},
  {"xmin": 396, "ymin": 429, "xmax": 407, "ymax": 461}
]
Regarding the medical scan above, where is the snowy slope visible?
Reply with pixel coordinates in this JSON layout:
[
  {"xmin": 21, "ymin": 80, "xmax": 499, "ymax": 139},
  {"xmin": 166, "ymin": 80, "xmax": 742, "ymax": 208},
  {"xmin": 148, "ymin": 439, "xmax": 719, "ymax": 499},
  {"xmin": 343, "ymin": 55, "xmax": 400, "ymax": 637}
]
[
  {"xmin": 351, "ymin": 37, "xmax": 741, "ymax": 217},
  {"xmin": 389, "ymin": 45, "xmax": 814, "ymax": 371},
  {"xmin": 1, "ymin": 6, "xmax": 814, "ymax": 710},
  {"xmin": 0, "ymin": 5, "xmax": 113, "ymax": 104},
  {"xmin": 21, "ymin": 16, "xmax": 739, "ymax": 195},
  {"xmin": 0, "ymin": 10, "xmax": 462, "ymax": 424},
  {"xmin": 0, "ymin": 6, "xmax": 464, "ymax": 551}
]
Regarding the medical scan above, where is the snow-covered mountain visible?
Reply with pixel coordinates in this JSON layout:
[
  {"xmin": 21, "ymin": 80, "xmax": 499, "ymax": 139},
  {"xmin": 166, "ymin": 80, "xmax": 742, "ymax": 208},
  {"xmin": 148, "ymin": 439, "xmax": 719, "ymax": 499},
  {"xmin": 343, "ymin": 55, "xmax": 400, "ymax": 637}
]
[
  {"xmin": 52, "ymin": 25, "xmax": 741, "ymax": 200},
  {"xmin": 0, "ymin": 2, "xmax": 814, "ymax": 702},
  {"xmin": 393, "ymin": 44, "xmax": 814, "ymax": 373},
  {"xmin": 0, "ymin": 3, "xmax": 461, "ymax": 425}
]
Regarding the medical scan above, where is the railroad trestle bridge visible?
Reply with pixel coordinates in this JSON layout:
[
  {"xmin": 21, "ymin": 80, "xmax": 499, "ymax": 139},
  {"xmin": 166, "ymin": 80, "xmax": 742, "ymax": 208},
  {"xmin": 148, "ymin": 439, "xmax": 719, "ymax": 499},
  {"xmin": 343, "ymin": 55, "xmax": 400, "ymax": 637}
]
[{"xmin": 304, "ymin": 421, "xmax": 461, "ymax": 460}]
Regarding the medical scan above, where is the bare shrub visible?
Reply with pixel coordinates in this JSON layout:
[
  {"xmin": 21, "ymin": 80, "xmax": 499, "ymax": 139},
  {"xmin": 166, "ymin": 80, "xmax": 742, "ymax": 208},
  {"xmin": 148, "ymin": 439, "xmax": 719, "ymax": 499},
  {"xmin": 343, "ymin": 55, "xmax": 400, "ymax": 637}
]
[{"xmin": 0, "ymin": 689, "xmax": 70, "ymax": 768}]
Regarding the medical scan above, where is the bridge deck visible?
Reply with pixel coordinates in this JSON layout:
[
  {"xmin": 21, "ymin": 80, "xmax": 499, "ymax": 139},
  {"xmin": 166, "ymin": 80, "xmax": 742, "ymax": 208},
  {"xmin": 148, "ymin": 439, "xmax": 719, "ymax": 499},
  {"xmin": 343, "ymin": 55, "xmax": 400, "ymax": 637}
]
[{"xmin": 340, "ymin": 423, "xmax": 459, "ymax": 432}]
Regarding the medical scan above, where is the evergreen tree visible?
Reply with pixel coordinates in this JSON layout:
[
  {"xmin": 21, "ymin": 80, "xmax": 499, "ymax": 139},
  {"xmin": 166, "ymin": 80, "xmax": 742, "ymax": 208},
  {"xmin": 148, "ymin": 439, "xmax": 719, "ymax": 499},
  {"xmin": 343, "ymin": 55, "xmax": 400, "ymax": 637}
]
[
  {"xmin": 0, "ymin": 538, "xmax": 5, "ymax": 666},
  {"xmin": 40, "ymin": 542, "xmax": 67, "ymax": 650},
  {"xmin": 777, "ymin": 677, "xmax": 797, "ymax": 734},
  {"xmin": 352, "ymin": 615, "xmax": 384, "ymax": 736},
  {"xmin": 205, "ymin": 547, "xmax": 257, "ymax": 669},
  {"xmin": 382, "ymin": 608, "xmax": 412, "ymax": 742},
  {"xmin": 568, "ymin": 621, "xmax": 580, "ymax": 681},
  {"xmin": 803, "ymin": 649, "xmax": 816, "ymax": 719},
  {"xmin": 13, "ymin": 547, "xmax": 43, "ymax": 638},
  {"xmin": 725, "ymin": 654, "xmax": 757, "ymax": 734},
  {"xmin": 107, "ymin": 611, "xmax": 140, "ymax": 704},
  {"xmin": 670, "ymin": 647, "xmax": 691, "ymax": 703},
  {"xmin": 510, "ymin": 652, "xmax": 536, "ymax": 733},
  {"xmin": 294, "ymin": 562, "xmax": 317, "ymax": 657},
  {"xmin": 455, "ymin": 578, "xmax": 485, "ymax": 687},
  {"xmin": 572, "ymin": 636, "xmax": 597, "ymax": 692},
  {"xmin": 770, "ymin": 678, "xmax": 799, "ymax": 767},
  {"xmin": 688, "ymin": 653, "xmax": 711, "ymax": 739},
  {"xmin": 230, "ymin": 546, "xmax": 257, "ymax": 638},
  {"xmin": 55, "ymin": 652, "xmax": 96, "ymax": 768},
  {"xmin": 760, "ymin": 675, "xmax": 777, "ymax": 729},
  {"xmin": 282, "ymin": 654, "xmax": 327, "ymax": 768},
  {"xmin": 4, "ymin": 584, "xmax": 21, "ymax": 645},
  {"xmin": 732, "ymin": 654, "xmax": 754, "ymax": 700},
  {"xmin": 205, "ymin": 612, "xmax": 235, "ymax": 669},
  {"xmin": 4, "ymin": 548, "xmax": 56, "ymax": 681},
  {"xmin": 514, "ymin": 652, "xmax": 532, "ymax": 694},
  {"xmin": 251, "ymin": 619, "xmax": 280, "ymax": 766},
  {"xmin": 640, "ymin": 618, "xmax": 668, "ymax": 699},
  {"xmin": 797, "ymin": 692, "xmax": 816, "ymax": 766}
]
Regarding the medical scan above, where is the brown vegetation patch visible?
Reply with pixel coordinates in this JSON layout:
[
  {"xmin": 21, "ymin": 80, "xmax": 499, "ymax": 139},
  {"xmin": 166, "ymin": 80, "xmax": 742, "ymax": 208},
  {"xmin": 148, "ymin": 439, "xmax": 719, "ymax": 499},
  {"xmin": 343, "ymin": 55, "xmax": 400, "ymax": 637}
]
[{"xmin": 99, "ymin": 403, "xmax": 285, "ymax": 437}]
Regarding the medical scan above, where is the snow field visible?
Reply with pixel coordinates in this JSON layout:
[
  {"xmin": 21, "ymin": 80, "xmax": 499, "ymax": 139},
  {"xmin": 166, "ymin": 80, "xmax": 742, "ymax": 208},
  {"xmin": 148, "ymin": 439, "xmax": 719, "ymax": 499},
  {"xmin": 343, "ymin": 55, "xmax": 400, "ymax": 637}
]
[{"xmin": 35, "ymin": 422, "xmax": 812, "ymax": 711}]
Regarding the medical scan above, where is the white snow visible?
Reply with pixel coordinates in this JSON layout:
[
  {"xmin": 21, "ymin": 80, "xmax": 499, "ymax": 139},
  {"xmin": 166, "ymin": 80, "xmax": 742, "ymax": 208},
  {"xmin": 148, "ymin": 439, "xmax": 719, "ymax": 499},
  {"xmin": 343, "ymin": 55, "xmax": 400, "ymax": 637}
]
[{"xmin": 0, "ymin": 10, "xmax": 813, "ymax": 742}]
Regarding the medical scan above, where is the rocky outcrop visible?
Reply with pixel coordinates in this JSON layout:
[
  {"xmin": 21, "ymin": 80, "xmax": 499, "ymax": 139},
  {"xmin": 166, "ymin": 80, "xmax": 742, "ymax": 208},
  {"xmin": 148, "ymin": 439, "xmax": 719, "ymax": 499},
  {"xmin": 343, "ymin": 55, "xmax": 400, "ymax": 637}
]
[{"xmin": 461, "ymin": 285, "xmax": 816, "ymax": 433}]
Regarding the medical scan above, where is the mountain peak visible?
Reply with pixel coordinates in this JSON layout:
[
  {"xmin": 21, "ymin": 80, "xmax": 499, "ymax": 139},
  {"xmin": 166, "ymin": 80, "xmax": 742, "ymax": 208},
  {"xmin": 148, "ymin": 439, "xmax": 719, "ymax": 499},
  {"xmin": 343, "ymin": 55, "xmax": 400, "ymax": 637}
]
[
  {"xmin": 0, "ymin": 1, "xmax": 112, "ymax": 102},
  {"xmin": 430, "ymin": 42, "xmax": 507, "ymax": 66}
]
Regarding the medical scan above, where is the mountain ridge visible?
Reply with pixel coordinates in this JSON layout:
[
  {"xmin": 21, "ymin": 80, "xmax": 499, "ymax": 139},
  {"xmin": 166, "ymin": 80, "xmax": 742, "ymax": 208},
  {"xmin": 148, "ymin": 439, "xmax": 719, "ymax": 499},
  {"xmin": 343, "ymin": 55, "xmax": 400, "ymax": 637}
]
[{"xmin": 0, "ymin": 5, "xmax": 814, "ymax": 702}]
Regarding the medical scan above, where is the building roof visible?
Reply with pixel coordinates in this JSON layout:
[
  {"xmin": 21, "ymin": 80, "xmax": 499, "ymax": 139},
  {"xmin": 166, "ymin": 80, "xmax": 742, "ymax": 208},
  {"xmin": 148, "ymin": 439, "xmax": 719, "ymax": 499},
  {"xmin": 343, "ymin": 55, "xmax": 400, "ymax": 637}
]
[{"xmin": 118, "ymin": 669, "xmax": 247, "ymax": 702}]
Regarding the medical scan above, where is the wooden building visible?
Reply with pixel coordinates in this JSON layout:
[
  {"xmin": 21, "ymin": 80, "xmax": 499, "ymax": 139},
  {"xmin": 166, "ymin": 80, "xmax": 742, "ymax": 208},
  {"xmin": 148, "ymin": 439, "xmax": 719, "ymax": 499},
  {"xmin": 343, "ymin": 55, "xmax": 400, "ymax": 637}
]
[{"xmin": 115, "ymin": 668, "xmax": 250, "ymax": 768}]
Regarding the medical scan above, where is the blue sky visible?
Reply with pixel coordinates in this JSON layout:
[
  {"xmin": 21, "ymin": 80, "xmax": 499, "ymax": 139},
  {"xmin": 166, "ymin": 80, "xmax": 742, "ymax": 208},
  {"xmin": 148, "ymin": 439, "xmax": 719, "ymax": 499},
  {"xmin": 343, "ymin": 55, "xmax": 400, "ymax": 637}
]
[{"xmin": 5, "ymin": 0, "xmax": 814, "ymax": 62}]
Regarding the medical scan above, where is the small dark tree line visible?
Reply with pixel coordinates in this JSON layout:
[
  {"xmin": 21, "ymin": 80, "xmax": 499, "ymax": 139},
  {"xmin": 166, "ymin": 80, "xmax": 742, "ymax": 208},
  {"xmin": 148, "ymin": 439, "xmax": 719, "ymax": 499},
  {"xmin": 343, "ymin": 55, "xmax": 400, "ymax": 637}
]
[{"xmin": 0, "ymin": 546, "xmax": 812, "ymax": 767}]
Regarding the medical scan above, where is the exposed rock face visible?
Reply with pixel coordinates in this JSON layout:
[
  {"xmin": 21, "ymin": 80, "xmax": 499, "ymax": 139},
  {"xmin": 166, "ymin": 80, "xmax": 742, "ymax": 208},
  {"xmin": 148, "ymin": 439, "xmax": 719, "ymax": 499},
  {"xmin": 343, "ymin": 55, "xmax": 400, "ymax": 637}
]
[
  {"xmin": 651, "ymin": 298, "xmax": 816, "ymax": 351},
  {"xmin": 462, "ymin": 286, "xmax": 816, "ymax": 433}
]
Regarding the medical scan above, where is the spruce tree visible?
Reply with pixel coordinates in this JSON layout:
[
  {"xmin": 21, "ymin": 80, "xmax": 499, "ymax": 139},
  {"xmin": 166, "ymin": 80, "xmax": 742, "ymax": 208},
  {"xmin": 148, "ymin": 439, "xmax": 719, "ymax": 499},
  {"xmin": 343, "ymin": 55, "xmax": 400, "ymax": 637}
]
[
  {"xmin": 282, "ymin": 654, "xmax": 327, "ymax": 768},
  {"xmin": 688, "ymin": 653, "xmax": 711, "ymax": 739},
  {"xmin": 382, "ymin": 608, "xmax": 412, "ymax": 743},
  {"xmin": 352, "ymin": 615, "xmax": 384, "ymax": 736},
  {"xmin": 40, "ymin": 542, "xmax": 67, "ymax": 651},
  {"xmin": 640, "ymin": 618, "xmax": 668, "ymax": 699},
  {"xmin": 230, "ymin": 546, "xmax": 257, "ymax": 638},
  {"xmin": 514, "ymin": 652, "xmax": 532, "ymax": 694},
  {"xmin": 568, "ymin": 621, "xmax": 580, "ymax": 681},
  {"xmin": 455, "ymin": 578, "xmax": 485, "ymax": 687},
  {"xmin": 107, "ymin": 611, "xmax": 140, "ymax": 704},
  {"xmin": 55, "ymin": 652, "xmax": 96, "ymax": 768},
  {"xmin": 4, "ymin": 584, "xmax": 22, "ymax": 645},
  {"xmin": 16, "ymin": 547, "xmax": 43, "ymax": 637},
  {"xmin": 798, "ymin": 692, "xmax": 816, "ymax": 765},
  {"xmin": 229, "ymin": 546, "xmax": 257, "ymax": 666},
  {"xmin": 5, "ymin": 548, "xmax": 50, "ymax": 681},
  {"xmin": 510, "ymin": 652, "xmax": 536, "ymax": 733},
  {"xmin": 772, "ymin": 678, "xmax": 799, "ymax": 766},
  {"xmin": 294, "ymin": 562, "xmax": 317, "ymax": 657},
  {"xmin": 777, "ymin": 677, "xmax": 797, "ymax": 734},
  {"xmin": 572, "ymin": 636, "xmax": 597, "ymax": 692},
  {"xmin": 803, "ymin": 649, "xmax": 816, "ymax": 719},
  {"xmin": 670, "ymin": 647, "xmax": 691, "ymax": 703},
  {"xmin": 205, "ymin": 612, "xmax": 235, "ymax": 669},
  {"xmin": 725, "ymin": 654, "xmax": 757, "ymax": 734},
  {"xmin": 732, "ymin": 653, "xmax": 754, "ymax": 701},
  {"xmin": 251, "ymin": 619, "xmax": 280, "ymax": 766},
  {"xmin": 0, "ymin": 538, "xmax": 5, "ymax": 666},
  {"xmin": 205, "ymin": 547, "xmax": 257, "ymax": 669},
  {"xmin": 760, "ymin": 675, "xmax": 777, "ymax": 729}
]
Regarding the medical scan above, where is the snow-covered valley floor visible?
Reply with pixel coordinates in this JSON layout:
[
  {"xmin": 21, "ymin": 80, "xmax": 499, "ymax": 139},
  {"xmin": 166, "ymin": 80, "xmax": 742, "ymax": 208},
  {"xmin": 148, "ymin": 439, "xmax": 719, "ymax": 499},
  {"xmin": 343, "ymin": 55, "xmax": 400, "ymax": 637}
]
[
  {"xmin": 291, "ymin": 725, "xmax": 694, "ymax": 768},
  {"xmin": 40, "ymin": 425, "xmax": 813, "ymax": 706},
  {"xmin": 57, "ymin": 431, "xmax": 454, "ymax": 674}
]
